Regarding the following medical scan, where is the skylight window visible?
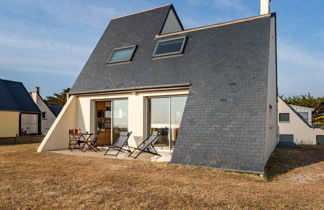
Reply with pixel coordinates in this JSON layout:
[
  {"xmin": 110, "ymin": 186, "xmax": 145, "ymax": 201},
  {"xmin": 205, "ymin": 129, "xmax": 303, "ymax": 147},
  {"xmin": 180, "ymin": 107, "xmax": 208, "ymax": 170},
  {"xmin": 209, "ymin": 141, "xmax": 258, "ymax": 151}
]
[
  {"xmin": 153, "ymin": 37, "xmax": 186, "ymax": 57},
  {"xmin": 107, "ymin": 45, "xmax": 137, "ymax": 64}
]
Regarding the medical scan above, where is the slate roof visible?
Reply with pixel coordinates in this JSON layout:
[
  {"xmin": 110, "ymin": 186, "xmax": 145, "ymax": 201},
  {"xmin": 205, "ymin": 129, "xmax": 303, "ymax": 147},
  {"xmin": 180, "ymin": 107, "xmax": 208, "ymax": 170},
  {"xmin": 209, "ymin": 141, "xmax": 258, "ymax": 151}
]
[
  {"xmin": 0, "ymin": 79, "xmax": 40, "ymax": 113},
  {"xmin": 48, "ymin": 105, "xmax": 63, "ymax": 117},
  {"xmin": 69, "ymin": 4, "xmax": 276, "ymax": 173}
]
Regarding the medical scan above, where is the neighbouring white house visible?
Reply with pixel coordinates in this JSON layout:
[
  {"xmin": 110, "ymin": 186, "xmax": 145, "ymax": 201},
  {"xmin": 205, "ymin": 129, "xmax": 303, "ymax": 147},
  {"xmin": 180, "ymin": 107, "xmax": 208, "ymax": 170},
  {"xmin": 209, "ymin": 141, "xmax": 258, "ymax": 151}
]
[
  {"xmin": 278, "ymin": 97, "xmax": 324, "ymax": 145},
  {"xmin": 30, "ymin": 87, "xmax": 62, "ymax": 134}
]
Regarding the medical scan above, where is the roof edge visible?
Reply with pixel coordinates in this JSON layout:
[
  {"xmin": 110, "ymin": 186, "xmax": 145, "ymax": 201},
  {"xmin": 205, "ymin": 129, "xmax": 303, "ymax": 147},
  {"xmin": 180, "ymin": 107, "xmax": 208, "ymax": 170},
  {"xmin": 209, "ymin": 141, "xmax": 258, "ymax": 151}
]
[
  {"xmin": 70, "ymin": 83, "xmax": 191, "ymax": 96},
  {"xmin": 279, "ymin": 97, "xmax": 314, "ymax": 129},
  {"xmin": 111, "ymin": 4, "xmax": 172, "ymax": 20},
  {"xmin": 156, "ymin": 13, "xmax": 272, "ymax": 38}
]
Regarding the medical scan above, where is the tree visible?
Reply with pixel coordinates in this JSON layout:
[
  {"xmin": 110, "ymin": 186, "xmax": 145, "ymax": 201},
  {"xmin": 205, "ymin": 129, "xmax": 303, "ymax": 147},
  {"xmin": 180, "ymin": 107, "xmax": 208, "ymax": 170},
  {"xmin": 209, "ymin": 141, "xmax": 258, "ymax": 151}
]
[
  {"xmin": 45, "ymin": 88, "xmax": 70, "ymax": 106},
  {"xmin": 282, "ymin": 93, "xmax": 324, "ymax": 128}
]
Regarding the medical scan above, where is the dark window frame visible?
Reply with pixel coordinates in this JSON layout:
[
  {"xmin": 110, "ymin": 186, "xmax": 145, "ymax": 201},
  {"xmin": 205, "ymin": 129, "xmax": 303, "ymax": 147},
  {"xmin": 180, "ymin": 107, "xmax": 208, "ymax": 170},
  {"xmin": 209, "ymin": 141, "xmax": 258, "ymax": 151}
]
[
  {"xmin": 107, "ymin": 45, "xmax": 137, "ymax": 64},
  {"xmin": 152, "ymin": 36, "xmax": 187, "ymax": 58},
  {"xmin": 42, "ymin": 112, "xmax": 46, "ymax": 119},
  {"xmin": 279, "ymin": 113, "xmax": 290, "ymax": 122}
]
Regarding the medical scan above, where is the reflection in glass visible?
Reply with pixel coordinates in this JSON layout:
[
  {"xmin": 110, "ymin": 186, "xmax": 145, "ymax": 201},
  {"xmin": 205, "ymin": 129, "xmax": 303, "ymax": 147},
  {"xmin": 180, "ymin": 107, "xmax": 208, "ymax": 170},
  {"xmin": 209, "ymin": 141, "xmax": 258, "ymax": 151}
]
[
  {"xmin": 170, "ymin": 96, "xmax": 187, "ymax": 148},
  {"xmin": 112, "ymin": 100, "xmax": 128, "ymax": 143},
  {"xmin": 148, "ymin": 96, "xmax": 187, "ymax": 150}
]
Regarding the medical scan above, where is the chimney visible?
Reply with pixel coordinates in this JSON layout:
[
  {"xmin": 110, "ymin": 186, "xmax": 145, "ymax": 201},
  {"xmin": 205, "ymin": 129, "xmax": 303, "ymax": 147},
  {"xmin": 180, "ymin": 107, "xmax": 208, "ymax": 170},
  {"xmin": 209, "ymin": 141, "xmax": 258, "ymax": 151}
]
[
  {"xmin": 260, "ymin": 0, "xmax": 270, "ymax": 15},
  {"xmin": 35, "ymin": 87, "xmax": 40, "ymax": 94}
]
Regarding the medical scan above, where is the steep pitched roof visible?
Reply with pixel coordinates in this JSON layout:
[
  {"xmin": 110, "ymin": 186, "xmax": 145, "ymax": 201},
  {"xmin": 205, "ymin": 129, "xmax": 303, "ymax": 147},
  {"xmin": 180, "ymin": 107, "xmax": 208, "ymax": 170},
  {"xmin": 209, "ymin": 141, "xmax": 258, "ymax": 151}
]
[
  {"xmin": 48, "ymin": 105, "xmax": 63, "ymax": 117},
  {"xmin": 70, "ymin": 5, "xmax": 273, "ymax": 95},
  {"xmin": 0, "ymin": 79, "xmax": 40, "ymax": 113},
  {"xmin": 69, "ymin": 4, "xmax": 276, "ymax": 173}
]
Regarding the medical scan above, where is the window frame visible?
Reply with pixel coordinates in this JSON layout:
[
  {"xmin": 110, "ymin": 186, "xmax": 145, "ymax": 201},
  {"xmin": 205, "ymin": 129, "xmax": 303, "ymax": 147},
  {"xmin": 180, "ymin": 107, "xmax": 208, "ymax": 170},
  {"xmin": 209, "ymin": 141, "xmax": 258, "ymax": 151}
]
[
  {"xmin": 279, "ymin": 113, "xmax": 290, "ymax": 122},
  {"xmin": 107, "ymin": 45, "xmax": 137, "ymax": 64},
  {"xmin": 152, "ymin": 36, "xmax": 187, "ymax": 58},
  {"xmin": 41, "ymin": 112, "xmax": 46, "ymax": 119}
]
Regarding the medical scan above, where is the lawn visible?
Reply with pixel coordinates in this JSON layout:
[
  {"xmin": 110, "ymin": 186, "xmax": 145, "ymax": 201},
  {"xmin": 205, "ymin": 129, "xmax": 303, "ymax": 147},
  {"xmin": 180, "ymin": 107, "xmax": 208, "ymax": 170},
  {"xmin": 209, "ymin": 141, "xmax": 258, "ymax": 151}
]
[{"xmin": 0, "ymin": 144, "xmax": 323, "ymax": 209}]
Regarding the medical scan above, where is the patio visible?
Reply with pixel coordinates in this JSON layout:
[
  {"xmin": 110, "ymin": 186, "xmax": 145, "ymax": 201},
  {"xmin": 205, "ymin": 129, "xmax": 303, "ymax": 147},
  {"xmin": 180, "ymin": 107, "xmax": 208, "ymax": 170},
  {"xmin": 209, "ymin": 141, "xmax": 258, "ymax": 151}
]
[{"xmin": 51, "ymin": 147, "xmax": 172, "ymax": 162}]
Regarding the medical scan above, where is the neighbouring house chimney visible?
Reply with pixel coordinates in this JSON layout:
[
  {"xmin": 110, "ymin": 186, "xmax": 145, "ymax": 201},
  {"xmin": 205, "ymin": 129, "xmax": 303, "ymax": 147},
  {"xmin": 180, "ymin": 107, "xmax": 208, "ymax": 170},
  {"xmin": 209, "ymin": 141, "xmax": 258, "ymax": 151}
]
[
  {"xmin": 260, "ymin": 0, "xmax": 270, "ymax": 15},
  {"xmin": 35, "ymin": 87, "xmax": 40, "ymax": 94}
]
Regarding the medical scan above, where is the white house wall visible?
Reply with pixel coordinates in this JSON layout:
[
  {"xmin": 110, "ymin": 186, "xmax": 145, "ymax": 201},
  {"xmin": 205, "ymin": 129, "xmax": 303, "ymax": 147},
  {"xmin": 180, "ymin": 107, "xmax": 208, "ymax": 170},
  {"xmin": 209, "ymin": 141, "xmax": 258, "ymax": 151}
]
[
  {"xmin": 31, "ymin": 92, "xmax": 57, "ymax": 134},
  {"xmin": 76, "ymin": 88, "xmax": 189, "ymax": 148},
  {"xmin": 278, "ymin": 97, "xmax": 324, "ymax": 145},
  {"xmin": 264, "ymin": 15, "xmax": 278, "ymax": 165},
  {"xmin": 38, "ymin": 89, "xmax": 189, "ymax": 152},
  {"xmin": 37, "ymin": 96, "xmax": 77, "ymax": 152}
]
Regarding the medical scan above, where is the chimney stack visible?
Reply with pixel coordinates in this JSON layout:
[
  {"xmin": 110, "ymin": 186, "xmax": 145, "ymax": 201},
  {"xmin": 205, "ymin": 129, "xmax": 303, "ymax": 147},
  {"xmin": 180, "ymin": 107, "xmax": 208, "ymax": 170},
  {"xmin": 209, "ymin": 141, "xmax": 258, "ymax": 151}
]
[
  {"xmin": 35, "ymin": 87, "xmax": 40, "ymax": 94},
  {"xmin": 260, "ymin": 0, "xmax": 270, "ymax": 15}
]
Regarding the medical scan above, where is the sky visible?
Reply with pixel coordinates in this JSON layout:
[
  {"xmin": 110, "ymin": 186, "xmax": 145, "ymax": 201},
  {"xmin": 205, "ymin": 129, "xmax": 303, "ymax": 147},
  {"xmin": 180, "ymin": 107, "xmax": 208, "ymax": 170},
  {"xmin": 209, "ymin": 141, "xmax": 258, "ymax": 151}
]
[{"xmin": 0, "ymin": 0, "xmax": 323, "ymax": 98}]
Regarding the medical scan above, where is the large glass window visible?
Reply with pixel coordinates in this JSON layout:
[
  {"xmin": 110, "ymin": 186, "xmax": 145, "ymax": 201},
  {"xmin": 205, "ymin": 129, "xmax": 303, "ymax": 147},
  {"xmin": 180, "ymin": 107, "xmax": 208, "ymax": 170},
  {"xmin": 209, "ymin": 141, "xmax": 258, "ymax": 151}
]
[
  {"xmin": 112, "ymin": 100, "xmax": 128, "ymax": 142},
  {"xmin": 107, "ymin": 46, "xmax": 136, "ymax": 63},
  {"xmin": 153, "ymin": 37, "xmax": 186, "ymax": 57},
  {"xmin": 148, "ymin": 96, "xmax": 187, "ymax": 150}
]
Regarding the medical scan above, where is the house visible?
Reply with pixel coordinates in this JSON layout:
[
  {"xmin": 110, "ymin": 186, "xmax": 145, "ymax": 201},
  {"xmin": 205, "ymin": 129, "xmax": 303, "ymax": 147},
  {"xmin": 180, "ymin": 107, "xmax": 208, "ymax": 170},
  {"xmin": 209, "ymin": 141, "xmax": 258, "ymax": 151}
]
[
  {"xmin": 0, "ymin": 79, "xmax": 41, "ymax": 138},
  {"xmin": 38, "ymin": 1, "xmax": 278, "ymax": 174},
  {"xmin": 30, "ymin": 87, "xmax": 63, "ymax": 134},
  {"xmin": 278, "ymin": 97, "xmax": 324, "ymax": 145}
]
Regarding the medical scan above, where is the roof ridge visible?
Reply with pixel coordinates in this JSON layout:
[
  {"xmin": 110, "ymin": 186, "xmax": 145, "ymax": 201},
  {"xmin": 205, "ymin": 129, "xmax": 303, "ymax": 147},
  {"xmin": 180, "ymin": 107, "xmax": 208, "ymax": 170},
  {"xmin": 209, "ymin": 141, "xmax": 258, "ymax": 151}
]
[
  {"xmin": 111, "ymin": 4, "xmax": 172, "ymax": 20},
  {"xmin": 0, "ymin": 78, "xmax": 23, "ymax": 84},
  {"xmin": 156, "ymin": 13, "xmax": 272, "ymax": 38}
]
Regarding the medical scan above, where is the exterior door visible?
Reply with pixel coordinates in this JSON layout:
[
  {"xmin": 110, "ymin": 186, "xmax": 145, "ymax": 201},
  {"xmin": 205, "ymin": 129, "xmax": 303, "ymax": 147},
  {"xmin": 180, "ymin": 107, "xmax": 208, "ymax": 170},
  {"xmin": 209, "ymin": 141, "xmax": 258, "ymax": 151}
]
[
  {"xmin": 95, "ymin": 99, "xmax": 128, "ymax": 146},
  {"xmin": 148, "ymin": 96, "xmax": 187, "ymax": 150}
]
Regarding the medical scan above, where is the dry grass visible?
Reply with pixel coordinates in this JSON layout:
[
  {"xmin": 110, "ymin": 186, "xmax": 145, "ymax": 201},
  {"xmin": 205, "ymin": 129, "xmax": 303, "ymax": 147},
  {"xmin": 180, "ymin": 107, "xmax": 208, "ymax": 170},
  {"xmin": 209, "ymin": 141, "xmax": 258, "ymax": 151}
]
[{"xmin": 0, "ymin": 144, "xmax": 324, "ymax": 209}]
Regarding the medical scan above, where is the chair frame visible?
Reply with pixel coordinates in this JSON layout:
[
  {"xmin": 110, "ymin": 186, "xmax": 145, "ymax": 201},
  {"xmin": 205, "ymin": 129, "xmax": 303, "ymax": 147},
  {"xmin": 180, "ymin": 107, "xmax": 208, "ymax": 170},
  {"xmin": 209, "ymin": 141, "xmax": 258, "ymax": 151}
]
[
  {"xmin": 104, "ymin": 131, "xmax": 132, "ymax": 156},
  {"xmin": 128, "ymin": 131, "xmax": 160, "ymax": 159}
]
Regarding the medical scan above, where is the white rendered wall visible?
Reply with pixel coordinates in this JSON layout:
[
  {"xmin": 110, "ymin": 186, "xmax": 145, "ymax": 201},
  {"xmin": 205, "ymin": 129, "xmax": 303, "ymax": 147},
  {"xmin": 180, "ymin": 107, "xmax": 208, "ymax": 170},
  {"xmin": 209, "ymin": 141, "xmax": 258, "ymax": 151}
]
[
  {"xmin": 264, "ymin": 15, "xmax": 278, "ymax": 165},
  {"xmin": 31, "ymin": 92, "xmax": 57, "ymax": 134},
  {"xmin": 278, "ymin": 97, "xmax": 324, "ymax": 145},
  {"xmin": 37, "ymin": 96, "xmax": 77, "ymax": 152},
  {"xmin": 38, "ymin": 88, "xmax": 189, "ymax": 152},
  {"xmin": 76, "ymin": 88, "xmax": 189, "ymax": 148}
]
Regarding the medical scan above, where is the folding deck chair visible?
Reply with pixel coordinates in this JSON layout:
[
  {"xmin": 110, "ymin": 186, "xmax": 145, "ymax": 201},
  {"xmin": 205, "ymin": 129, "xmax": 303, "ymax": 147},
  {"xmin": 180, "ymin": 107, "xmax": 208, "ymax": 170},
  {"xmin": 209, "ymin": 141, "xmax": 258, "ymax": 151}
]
[
  {"xmin": 104, "ymin": 131, "xmax": 132, "ymax": 156},
  {"xmin": 128, "ymin": 131, "xmax": 160, "ymax": 159}
]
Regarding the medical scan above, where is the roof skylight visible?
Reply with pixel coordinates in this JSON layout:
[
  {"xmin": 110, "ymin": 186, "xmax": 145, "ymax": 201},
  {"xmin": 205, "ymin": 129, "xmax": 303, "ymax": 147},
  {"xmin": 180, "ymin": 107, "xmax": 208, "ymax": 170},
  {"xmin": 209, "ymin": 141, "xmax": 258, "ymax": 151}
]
[
  {"xmin": 153, "ymin": 37, "xmax": 186, "ymax": 57},
  {"xmin": 107, "ymin": 45, "xmax": 137, "ymax": 64}
]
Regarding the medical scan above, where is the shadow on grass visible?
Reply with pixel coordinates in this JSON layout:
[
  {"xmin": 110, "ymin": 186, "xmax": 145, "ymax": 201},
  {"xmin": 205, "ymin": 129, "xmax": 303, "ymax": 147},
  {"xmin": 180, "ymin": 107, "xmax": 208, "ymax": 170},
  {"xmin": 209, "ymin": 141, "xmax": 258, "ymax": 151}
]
[{"xmin": 264, "ymin": 145, "xmax": 324, "ymax": 180}]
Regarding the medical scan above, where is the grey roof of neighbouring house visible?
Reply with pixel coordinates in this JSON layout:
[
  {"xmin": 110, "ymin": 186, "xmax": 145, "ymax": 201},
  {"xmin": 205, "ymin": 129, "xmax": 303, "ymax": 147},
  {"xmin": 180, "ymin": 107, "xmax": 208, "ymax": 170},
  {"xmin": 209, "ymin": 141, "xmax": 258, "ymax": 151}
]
[
  {"xmin": 48, "ymin": 105, "xmax": 63, "ymax": 117},
  {"xmin": 0, "ymin": 79, "xmax": 40, "ymax": 113},
  {"xmin": 69, "ymin": 4, "xmax": 276, "ymax": 173}
]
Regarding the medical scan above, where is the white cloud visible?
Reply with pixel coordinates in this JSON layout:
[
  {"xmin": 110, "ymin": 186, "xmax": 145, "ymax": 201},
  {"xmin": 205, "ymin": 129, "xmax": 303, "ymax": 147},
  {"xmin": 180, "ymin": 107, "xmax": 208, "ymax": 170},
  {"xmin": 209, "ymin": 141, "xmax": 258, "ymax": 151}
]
[
  {"xmin": 278, "ymin": 41, "xmax": 324, "ymax": 70},
  {"xmin": 0, "ymin": 32, "xmax": 90, "ymax": 53},
  {"xmin": 187, "ymin": 0, "xmax": 252, "ymax": 14}
]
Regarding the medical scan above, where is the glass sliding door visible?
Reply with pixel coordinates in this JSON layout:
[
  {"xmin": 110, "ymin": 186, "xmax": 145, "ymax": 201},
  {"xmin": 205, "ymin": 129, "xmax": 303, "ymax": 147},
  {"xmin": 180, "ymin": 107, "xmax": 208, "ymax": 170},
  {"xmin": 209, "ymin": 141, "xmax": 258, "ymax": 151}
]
[
  {"xmin": 148, "ymin": 98, "xmax": 170, "ymax": 149},
  {"xmin": 112, "ymin": 99, "xmax": 128, "ymax": 143},
  {"xmin": 148, "ymin": 96, "xmax": 187, "ymax": 150},
  {"xmin": 170, "ymin": 96, "xmax": 187, "ymax": 148}
]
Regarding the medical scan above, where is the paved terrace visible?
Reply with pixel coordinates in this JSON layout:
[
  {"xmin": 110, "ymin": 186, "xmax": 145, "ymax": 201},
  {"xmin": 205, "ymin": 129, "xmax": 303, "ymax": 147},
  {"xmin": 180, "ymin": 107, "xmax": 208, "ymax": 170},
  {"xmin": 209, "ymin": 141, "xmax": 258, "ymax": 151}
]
[{"xmin": 51, "ymin": 148, "xmax": 172, "ymax": 162}]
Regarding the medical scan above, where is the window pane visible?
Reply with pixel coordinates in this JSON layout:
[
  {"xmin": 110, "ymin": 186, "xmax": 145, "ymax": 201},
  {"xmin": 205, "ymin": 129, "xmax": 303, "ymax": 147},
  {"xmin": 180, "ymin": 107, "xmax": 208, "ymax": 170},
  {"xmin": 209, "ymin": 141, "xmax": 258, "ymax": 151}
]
[
  {"xmin": 299, "ymin": 112, "xmax": 308, "ymax": 122},
  {"xmin": 279, "ymin": 113, "xmax": 290, "ymax": 122},
  {"xmin": 154, "ymin": 38, "xmax": 185, "ymax": 56},
  {"xmin": 108, "ymin": 47, "xmax": 135, "ymax": 62},
  {"xmin": 170, "ymin": 96, "xmax": 187, "ymax": 147},
  {"xmin": 112, "ymin": 100, "xmax": 128, "ymax": 143}
]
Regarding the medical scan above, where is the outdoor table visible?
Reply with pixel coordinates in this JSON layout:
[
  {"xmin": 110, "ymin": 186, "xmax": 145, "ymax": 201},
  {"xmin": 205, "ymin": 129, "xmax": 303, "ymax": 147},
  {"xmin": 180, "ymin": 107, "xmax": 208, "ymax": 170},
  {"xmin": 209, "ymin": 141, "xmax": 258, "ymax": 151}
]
[{"xmin": 79, "ymin": 133, "xmax": 98, "ymax": 152}]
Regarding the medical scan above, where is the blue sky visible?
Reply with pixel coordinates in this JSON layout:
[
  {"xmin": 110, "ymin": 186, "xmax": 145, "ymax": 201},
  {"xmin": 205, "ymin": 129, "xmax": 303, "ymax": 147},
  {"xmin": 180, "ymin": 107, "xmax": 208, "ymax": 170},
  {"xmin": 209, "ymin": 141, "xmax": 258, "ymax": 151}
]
[{"xmin": 0, "ymin": 0, "xmax": 323, "ymax": 98}]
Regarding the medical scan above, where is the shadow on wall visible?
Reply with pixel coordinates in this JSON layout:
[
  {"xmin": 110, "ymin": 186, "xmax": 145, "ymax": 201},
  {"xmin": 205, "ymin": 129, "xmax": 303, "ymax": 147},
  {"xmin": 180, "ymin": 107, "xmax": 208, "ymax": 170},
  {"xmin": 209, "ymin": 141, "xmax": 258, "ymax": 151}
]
[{"xmin": 264, "ymin": 145, "xmax": 324, "ymax": 180}]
